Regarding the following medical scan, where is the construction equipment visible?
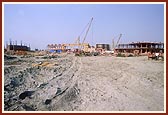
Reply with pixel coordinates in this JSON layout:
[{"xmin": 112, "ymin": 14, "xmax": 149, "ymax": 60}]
[
  {"xmin": 47, "ymin": 18, "xmax": 93, "ymax": 55},
  {"xmin": 81, "ymin": 17, "xmax": 93, "ymax": 46},
  {"xmin": 111, "ymin": 34, "xmax": 122, "ymax": 53},
  {"xmin": 115, "ymin": 34, "xmax": 122, "ymax": 48},
  {"xmin": 74, "ymin": 18, "xmax": 93, "ymax": 56}
]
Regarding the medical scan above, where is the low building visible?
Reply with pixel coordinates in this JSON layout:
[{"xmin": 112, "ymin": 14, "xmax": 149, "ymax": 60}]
[
  {"xmin": 6, "ymin": 44, "xmax": 30, "ymax": 51},
  {"xmin": 47, "ymin": 43, "xmax": 90, "ymax": 52},
  {"xmin": 96, "ymin": 44, "xmax": 110, "ymax": 51},
  {"xmin": 115, "ymin": 42, "xmax": 164, "ymax": 54}
]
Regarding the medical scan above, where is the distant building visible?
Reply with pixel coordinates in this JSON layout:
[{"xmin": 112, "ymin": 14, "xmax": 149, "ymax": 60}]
[
  {"xmin": 6, "ymin": 44, "xmax": 30, "ymax": 51},
  {"xmin": 115, "ymin": 42, "xmax": 164, "ymax": 54},
  {"xmin": 35, "ymin": 49, "xmax": 39, "ymax": 51},
  {"xmin": 96, "ymin": 44, "xmax": 110, "ymax": 51},
  {"xmin": 47, "ymin": 43, "xmax": 90, "ymax": 52}
]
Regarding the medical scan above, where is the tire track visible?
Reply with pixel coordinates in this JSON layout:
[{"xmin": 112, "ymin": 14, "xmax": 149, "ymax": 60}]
[{"xmin": 47, "ymin": 57, "xmax": 82, "ymax": 110}]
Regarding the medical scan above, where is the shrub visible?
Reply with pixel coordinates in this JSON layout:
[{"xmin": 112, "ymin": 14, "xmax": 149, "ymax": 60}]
[{"xmin": 116, "ymin": 53, "xmax": 125, "ymax": 57}]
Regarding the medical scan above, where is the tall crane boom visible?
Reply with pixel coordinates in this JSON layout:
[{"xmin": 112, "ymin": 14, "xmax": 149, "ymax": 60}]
[
  {"xmin": 82, "ymin": 17, "xmax": 93, "ymax": 44},
  {"xmin": 115, "ymin": 34, "xmax": 122, "ymax": 48}
]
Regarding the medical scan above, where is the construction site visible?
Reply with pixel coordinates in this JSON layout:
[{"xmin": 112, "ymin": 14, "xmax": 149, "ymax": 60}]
[{"xmin": 3, "ymin": 18, "xmax": 165, "ymax": 111}]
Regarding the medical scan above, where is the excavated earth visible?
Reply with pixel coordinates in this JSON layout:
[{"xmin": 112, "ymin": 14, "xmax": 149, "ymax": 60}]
[{"xmin": 3, "ymin": 54, "xmax": 164, "ymax": 111}]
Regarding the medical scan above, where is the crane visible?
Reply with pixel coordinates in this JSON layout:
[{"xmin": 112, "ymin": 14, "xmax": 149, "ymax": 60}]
[
  {"xmin": 74, "ymin": 18, "xmax": 93, "ymax": 56},
  {"xmin": 74, "ymin": 17, "xmax": 93, "ymax": 50},
  {"xmin": 115, "ymin": 34, "xmax": 122, "ymax": 48},
  {"xmin": 81, "ymin": 17, "xmax": 93, "ymax": 44},
  {"xmin": 111, "ymin": 34, "xmax": 122, "ymax": 53}
]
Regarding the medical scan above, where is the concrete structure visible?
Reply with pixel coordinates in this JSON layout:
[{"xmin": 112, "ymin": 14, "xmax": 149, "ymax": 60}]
[
  {"xmin": 5, "ymin": 40, "xmax": 30, "ymax": 52},
  {"xmin": 6, "ymin": 44, "xmax": 30, "ymax": 51},
  {"xmin": 96, "ymin": 44, "xmax": 110, "ymax": 51},
  {"xmin": 47, "ymin": 43, "xmax": 90, "ymax": 52},
  {"xmin": 115, "ymin": 42, "xmax": 164, "ymax": 54}
]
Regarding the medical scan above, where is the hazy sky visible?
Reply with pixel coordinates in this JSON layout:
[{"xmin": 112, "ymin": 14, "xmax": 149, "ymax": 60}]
[{"xmin": 4, "ymin": 3, "xmax": 164, "ymax": 50}]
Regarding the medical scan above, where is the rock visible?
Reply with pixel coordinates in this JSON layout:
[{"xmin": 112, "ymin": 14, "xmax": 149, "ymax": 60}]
[
  {"xmin": 4, "ymin": 55, "xmax": 17, "ymax": 60},
  {"xmin": 22, "ymin": 104, "xmax": 35, "ymax": 111},
  {"xmin": 45, "ymin": 99, "xmax": 52, "ymax": 105},
  {"xmin": 19, "ymin": 91, "xmax": 35, "ymax": 100},
  {"xmin": 10, "ymin": 76, "xmax": 24, "ymax": 87},
  {"xmin": 38, "ymin": 83, "xmax": 48, "ymax": 89},
  {"xmin": 56, "ymin": 87, "xmax": 62, "ymax": 95}
]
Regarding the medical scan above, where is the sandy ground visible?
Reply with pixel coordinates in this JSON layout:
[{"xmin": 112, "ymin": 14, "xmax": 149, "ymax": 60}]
[{"xmin": 3, "ymin": 54, "xmax": 164, "ymax": 111}]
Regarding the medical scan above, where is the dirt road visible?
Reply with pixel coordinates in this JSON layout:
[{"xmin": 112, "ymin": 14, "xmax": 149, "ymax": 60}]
[{"xmin": 75, "ymin": 56, "xmax": 164, "ymax": 111}]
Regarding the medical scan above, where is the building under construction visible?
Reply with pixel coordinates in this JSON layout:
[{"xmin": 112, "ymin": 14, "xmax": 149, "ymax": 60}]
[
  {"xmin": 115, "ymin": 42, "xmax": 164, "ymax": 54},
  {"xmin": 5, "ymin": 41, "xmax": 30, "ymax": 52},
  {"xmin": 96, "ymin": 44, "xmax": 110, "ymax": 51},
  {"xmin": 47, "ymin": 43, "xmax": 90, "ymax": 52}
]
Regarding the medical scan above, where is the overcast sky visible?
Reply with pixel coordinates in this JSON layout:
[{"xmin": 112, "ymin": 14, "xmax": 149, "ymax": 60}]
[{"xmin": 4, "ymin": 3, "xmax": 164, "ymax": 50}]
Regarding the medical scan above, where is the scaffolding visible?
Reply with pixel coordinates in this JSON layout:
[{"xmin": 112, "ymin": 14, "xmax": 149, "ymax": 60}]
[{"xmin": 115, "ymin": 42, "xmax": 164, "ymax": 54}]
